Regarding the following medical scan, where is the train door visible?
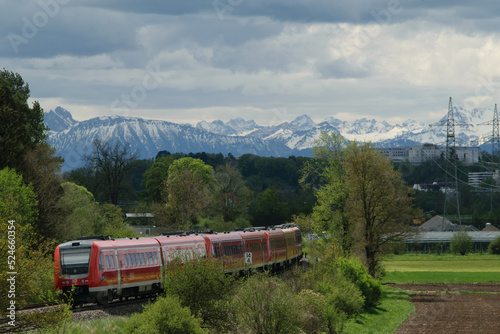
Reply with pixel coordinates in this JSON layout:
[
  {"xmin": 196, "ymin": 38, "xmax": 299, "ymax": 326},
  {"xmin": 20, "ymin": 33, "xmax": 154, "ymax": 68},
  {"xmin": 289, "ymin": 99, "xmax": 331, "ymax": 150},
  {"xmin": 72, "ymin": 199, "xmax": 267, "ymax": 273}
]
[{"xmin": 114, "ymin": 249, "xmax": 121, "ymax": 292}]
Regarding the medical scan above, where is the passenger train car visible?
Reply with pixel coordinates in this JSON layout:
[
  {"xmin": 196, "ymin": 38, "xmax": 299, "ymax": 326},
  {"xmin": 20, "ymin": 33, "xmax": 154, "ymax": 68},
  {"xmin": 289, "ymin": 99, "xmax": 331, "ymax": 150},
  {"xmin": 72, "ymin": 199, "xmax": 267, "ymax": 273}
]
[{"xmin": 54, "ymin": 224, "xmax": 302, "ymax": 304}]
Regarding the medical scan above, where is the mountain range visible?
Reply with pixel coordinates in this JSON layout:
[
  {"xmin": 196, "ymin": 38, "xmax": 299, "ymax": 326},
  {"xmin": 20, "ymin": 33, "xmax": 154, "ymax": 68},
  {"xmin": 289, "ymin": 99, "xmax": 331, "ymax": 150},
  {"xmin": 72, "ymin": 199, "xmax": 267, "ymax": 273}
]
[{"xmin": 44, "ymin": 106, "xmax": 497, "ymax": 171}]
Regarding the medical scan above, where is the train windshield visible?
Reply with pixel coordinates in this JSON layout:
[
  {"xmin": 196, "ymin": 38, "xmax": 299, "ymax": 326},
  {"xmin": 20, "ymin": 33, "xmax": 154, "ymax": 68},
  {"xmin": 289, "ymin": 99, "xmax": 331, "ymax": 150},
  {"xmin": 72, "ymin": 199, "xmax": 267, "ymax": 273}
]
[{"xmin": 60, "ymin": 247, "xmax": 91, "ymax": 275}]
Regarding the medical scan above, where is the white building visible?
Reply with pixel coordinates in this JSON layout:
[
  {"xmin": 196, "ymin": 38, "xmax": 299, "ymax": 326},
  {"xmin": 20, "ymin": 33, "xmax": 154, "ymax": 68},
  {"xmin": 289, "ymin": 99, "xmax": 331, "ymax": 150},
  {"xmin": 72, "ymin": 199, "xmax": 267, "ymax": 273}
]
[{"xmin": 380, "ymin": 144, "xmax": 481, "ymax": 164}]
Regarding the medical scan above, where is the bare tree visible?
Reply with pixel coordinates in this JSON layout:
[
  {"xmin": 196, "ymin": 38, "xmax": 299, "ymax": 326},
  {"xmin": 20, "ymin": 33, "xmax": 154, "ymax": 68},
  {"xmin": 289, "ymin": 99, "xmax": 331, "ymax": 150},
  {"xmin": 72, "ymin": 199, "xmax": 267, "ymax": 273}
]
[{"xmin": 86, "ymin": 139, "xmax": 137, "ymax": 205}]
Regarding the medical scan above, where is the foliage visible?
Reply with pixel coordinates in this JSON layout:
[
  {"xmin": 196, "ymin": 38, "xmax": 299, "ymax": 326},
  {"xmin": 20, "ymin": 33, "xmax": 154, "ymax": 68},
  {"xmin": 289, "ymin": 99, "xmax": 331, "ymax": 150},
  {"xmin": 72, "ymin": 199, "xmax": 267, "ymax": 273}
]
[
  {"xmin": 250, "ymin": 186, "xmax": 288, "ymax": 227},
  {"xmin": 17, "ymin": 304, "xmax": 72, "ymax": 332},
  {"xmin": 19, "ymin": 143, "xmax": 65, "ymax": 239},
  {"xmin": 488, "ymin": 236, "xmax": 500, "ymax": 254},
  {"xmin": 85, "ymin": 139, "xmax": 138, "ymax": 205},
  {"xmin": 0, "ymin": 167, "xmax": 38, "ymax": 226},
  {"xmin": 343, "ymin": 141, "xmax": 416, "ymax": 277},
  {"xmin": 57, "ymin": 182, "xmax": 134, "ymax": 240},
  {"xmin": 231, "ymin": 274, "xmax": 304, "ymax": 334},
  {"xmin": 125, "ymin": 295, "xmax": 206, "ymax": 334},
  {"xmin": 141, "ymin": 156, "xmax": 175, "ymax": 203},
  {"xmin": 215, "ymin": 163, "xmax": 253, "ymax": 222},
  {"xmin": 163, "ymin": 258, "xmax": 234, "ymax": 332},
  {"xmin": 302, "ymin": 132, "xmax": 352, "ymax": 251},
  {"xmin": 198, "ymin": 216, "xmax": 250, "ymax": 232},
  {"xmin": 165, "ymin": 157, "xmax": 219, "ymax": 229},
  {"xmin": 334, "ymin": 256, "xmax": 383, "ymax": 309},
  {"xmin": 450, "ymin": 230, "xmax": 473, "ymax": 255},
  {"xmin": 0, "ymin": 69, "xmax": 48, "ymax": 169}
]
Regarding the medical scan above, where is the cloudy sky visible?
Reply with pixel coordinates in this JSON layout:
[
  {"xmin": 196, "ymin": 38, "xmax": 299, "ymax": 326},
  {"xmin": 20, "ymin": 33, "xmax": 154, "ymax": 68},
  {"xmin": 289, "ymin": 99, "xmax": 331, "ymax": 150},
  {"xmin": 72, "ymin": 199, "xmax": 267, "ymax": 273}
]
[{"xmin": 2, "ymin": 0, "xmax": 500, "ymax": 126}]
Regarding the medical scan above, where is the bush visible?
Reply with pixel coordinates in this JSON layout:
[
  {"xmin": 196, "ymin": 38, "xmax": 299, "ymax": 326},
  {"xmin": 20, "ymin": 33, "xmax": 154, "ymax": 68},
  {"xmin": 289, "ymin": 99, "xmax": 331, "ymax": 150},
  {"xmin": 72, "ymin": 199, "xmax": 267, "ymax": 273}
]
[
  {"xmin": 231, "ymin": 274, "xmax": 303, "ymax": 334},
  {"xmin": 450, "ymin": 230, "xmax": 473, "ymax": 255},
  {"xmin": 163, "ymin": 258, "xmax": 234, "ymax": 332},
  {"xmin": 125, "ymin": 295, "xmax": 206, "ymax": 334},
  {"xmin": 488, "ymin": 236, "xmax": 500, "ymax": 254},
  {"xmin": 297, "ymin": 289, "xmax": 327, "ymax": 334},
  {"xmin": 334, "ymin": 256, "xmax": 382, "ymax": 309}
]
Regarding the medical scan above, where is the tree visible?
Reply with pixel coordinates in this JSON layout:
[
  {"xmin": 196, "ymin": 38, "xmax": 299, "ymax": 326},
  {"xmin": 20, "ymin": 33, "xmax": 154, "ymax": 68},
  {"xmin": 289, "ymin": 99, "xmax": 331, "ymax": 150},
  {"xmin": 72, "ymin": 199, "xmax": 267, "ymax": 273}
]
[
  {"xmin": 57, "ymin": 182, "xmax": 134, "ymax": 240},
  {"xmin": 214, "ymin": 163, "xmax": 252, "ymax": 222},
  {"xmin": 450, "ymin": 230, "xmax": 473, "ymax": 255},
  {"xmin": 165, "ymin": 157, "xmax": 218, "ymax": 229},
  {"xmin": 142, "ymin": 156, "xmax": 175, "ymax": 203},
  {"xmin": 85, "ymin": 139, "xmax": 138, "ymax": 205},
  {"xmin": 343, "ymin": 141, "xmax": 415, "ymax": 277},
  {"xmin": 302, "ymin": 132, "xmax": 352, "ymax": 251},
  {"xmin": 19, "ymin": 143, "xmax": 65, "ymax": 239},
  {"xmin": 0, "ymin": 69, "xmax": 48, "ymax": 169},
  {"xmin": 250, "ymin": 187, "xmax": 287, "ymax": 227}
]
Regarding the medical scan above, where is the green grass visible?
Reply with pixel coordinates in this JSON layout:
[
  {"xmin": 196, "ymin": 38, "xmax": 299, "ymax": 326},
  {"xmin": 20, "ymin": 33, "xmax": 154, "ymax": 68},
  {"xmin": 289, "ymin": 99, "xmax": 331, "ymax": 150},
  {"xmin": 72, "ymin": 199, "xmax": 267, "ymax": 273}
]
[
  {"xmin": 343, "ymin": 286, "xmax": 414, "ymax": 334},
  {"xmin": 382, "ymin": 253, "xmax": 500, "ymax": 283}
]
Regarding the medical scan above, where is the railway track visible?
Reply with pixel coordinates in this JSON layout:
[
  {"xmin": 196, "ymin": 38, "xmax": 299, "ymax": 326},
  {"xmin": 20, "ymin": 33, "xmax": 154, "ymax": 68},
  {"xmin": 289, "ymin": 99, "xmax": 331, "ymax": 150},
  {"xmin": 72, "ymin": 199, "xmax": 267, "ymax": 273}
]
[{"xmin": 0, "ymin": 296, "xmax": 150, "ymax": 333}]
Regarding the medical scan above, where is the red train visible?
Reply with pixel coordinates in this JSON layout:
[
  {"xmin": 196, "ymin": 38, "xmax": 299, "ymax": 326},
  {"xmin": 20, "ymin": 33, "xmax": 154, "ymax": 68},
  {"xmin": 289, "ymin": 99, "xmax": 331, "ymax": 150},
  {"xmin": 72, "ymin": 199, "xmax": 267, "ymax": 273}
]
[{"xmin": 54, "ymin": 224, "xmax": 302, "ymax": 304}]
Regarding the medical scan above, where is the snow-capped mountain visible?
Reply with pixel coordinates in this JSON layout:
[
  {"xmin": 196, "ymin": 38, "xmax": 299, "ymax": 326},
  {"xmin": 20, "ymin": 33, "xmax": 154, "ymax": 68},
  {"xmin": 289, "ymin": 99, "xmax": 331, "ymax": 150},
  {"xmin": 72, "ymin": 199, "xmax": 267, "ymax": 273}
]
[{"xmin": 44, "ymin": 105, "xmax": 497, "ymax": 171}]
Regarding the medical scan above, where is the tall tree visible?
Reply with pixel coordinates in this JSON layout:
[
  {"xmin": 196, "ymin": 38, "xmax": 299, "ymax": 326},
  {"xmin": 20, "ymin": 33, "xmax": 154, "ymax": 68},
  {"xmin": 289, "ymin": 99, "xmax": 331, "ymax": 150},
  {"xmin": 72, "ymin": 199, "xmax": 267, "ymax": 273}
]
[
  {"xmin": 214, "ymin": 163, "xmax": 252, "ymax": 222},
  {"xmin": 0, "ymin": 69, "xmax": 48, "ymax": 169},
  {"xmin": 165, "ymin": 157, "xmax": 218, "ymax": 229},
  {"xmin": 86, "ymin": 139, "xmax": 138, "ymax": 205},
  {"xmin": 344, "ymin": 141, "xmax": 415, "ymax": 277},
  {"xmin": 142, "ymin": 156, "xmax": 175, "ymax": 203},
  {"xmin": 301, "ymin": 132, "xmax": 352, "ymax": 251}
]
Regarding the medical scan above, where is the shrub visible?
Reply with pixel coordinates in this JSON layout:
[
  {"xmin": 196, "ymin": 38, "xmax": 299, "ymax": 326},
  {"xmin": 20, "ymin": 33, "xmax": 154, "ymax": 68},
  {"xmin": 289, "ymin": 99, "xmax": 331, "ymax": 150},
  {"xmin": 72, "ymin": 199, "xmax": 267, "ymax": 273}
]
[
  {"xmin": 163, "ymin": 258, "xmax": 234, "ymax": 332},
  {"xmin": 450, "ymin": 230, "xmax": 473, "ymax": 255},
  {"xmin": 231, "ymin": 274, "xmax": 303, "ymax": 334},
  {"xmin": 125, "ymin": 295, "xmax": 206, "ymax": 334},
  {"xmin": 334, "ymin": 256, "xmax": 382, "ymax": 309},
  {"xmin": 488, "ymin": 236, "xmax": 500, "ymax": 254},
  {"xmin": 297, "ymin": 289, "xmax": 327, "ymax": 334}
]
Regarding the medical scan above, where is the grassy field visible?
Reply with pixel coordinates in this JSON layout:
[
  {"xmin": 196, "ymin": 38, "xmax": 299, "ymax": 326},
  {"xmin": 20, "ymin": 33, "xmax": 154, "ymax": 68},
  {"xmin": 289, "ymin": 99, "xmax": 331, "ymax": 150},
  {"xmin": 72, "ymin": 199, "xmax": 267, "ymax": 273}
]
[
  {"xmin": 344, "ymin": 286, "xmax": 414, "ymax": 334},
  {"xmin": 382, "ymin": 253, "xmax": 500, "ymax": 284}
]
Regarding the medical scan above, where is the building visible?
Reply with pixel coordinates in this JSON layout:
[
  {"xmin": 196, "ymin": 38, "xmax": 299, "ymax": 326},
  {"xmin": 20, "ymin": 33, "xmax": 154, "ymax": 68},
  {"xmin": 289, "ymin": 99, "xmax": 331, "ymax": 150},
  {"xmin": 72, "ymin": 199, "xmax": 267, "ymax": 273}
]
[
  {"xmin": 380, "ymin": 144, "xmax": 481, "ymax": 165},
  {"xmin": 468, "ymin": 171, "xmax": 496, "ymax": 187}
]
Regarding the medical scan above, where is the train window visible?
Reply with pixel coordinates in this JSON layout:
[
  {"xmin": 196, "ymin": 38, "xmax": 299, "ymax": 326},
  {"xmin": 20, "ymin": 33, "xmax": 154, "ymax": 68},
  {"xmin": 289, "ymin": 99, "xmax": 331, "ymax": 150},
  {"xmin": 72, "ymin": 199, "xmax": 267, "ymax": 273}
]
[
  {"xmin": 214, "ymin": 245, "xmax": 221, "ymax": 258},
  {"xmin": 128, "ymin": 254, "xmax": 133, "ymax": 267},
  {"xmin": 236, "ymin": 244, "xmax": 243, "ymax": 254},
  {"xmin": 99, "ymin": 253, "xmax": 104, "ymax": 270},
  {"xmin": 148, "ymin": 252, "xmax": 152, "ymax": 264},
  {"xmin": 141, "ymin": 253, "xmax": 146, "ymax": 266},
  {"xmin": 133, "ymin": 253, "xmax": 138, "ymax": 267},
  {"xmin": 110, "ymin": 255, "xmax": 115, "ymax": 269},
  {"xmin": 105, "ymin": 255, "xmax": 110, "ymax": 270},
  {"xmin": 153, "ymin": 252, "xmax": 158, "ymax": 265},
  {"xmin": 123, "ymin": 254, "xmax": 128, "ymax": 268}
]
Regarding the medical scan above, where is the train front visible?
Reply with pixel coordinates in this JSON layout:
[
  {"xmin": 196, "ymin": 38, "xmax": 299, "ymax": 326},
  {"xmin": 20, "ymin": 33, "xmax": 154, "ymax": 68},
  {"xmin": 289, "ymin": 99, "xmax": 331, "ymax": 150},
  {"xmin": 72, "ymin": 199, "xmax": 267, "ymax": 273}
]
[{"xmin": 54, "ymin": 240, "xmax": 94, "ymax": 303}]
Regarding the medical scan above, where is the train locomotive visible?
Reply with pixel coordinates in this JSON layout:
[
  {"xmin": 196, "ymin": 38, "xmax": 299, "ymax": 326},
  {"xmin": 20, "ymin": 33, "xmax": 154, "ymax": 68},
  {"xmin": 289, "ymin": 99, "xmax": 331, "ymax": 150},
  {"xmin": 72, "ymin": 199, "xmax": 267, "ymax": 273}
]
[{"xmin": 54, "ymin": 224, "xmax": 302, "ymax": 304}]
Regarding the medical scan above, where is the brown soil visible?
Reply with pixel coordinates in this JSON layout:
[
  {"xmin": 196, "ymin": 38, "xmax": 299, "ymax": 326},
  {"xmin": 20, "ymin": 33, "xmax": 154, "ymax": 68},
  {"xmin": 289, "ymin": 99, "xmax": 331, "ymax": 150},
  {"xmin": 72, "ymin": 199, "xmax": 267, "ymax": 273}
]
[{"xmin": 390, "ymin": 283, "xmax": 500, "ymax": 334}]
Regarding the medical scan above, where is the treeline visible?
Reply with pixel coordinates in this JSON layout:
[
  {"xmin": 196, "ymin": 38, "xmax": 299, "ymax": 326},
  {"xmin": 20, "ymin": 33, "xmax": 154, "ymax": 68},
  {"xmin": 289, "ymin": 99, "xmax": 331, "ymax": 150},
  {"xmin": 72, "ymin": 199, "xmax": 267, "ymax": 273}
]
[{"xmin": 66, "ymin": 149, "xmax": 315, "ymax": 230}]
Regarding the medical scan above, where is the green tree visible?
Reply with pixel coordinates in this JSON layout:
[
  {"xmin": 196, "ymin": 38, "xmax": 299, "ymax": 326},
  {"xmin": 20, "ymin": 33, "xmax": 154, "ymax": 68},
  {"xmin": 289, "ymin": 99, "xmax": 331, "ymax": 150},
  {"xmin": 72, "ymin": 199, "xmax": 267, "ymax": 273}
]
[
  {"xmin": 85, "ymin": 139, "xmax": 138, "ymax": 205},
  {"xmin": 251, "ymin": 186, "xmax": 286, "ymax": 226},
  {"xmin": 302, "ymin": 132, "xmax": 352, "ymax": 251},
  {"xmin": 57, "ymin": 182, "xmax": 134, "ymax": 240},
  {"xmin": 165, "ymin": 157, "xmax": 218, "ymax": 229},
  {"xmin": 142, "ymin": 156, "xmax": 175, "ymax": 203},
  {"xmin": 450, "ymin": 230, "xmax": 473, "ymax": 255},
  {"xmin": 344, "ymin": 141, "xmax": 415, "ymax": 277},
  {"xmin": 0, "ymin": 69, "xmax": 48, "ymax": 169},
  {"xmin": 215, "ymin": 163, "xmax": 253, "ymax": 222}
]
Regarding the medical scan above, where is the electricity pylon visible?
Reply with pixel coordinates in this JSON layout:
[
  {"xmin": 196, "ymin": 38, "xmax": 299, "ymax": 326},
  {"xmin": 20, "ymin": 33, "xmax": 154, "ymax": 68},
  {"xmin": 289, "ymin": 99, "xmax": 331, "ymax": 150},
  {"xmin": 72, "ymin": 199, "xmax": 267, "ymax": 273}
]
[
  {"xmin": 477, "ymin": 104, "xmax": 500, "ymax": 155},
  {"xmin": 429, "ymin": 97, "xmax": 473, "ymax": 228}
]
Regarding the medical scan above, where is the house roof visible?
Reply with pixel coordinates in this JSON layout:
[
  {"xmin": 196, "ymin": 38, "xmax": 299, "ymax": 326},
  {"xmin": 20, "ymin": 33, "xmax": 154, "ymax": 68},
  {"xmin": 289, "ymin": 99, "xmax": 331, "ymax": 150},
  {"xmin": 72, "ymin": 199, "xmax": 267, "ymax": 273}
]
[
  {"xmin": 419, "ymin": 216, "xmax": 457, "ymax": 232},
  {"xmin": 482, "ymin": 224, "xmax": 500, "ymax": 232}
]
